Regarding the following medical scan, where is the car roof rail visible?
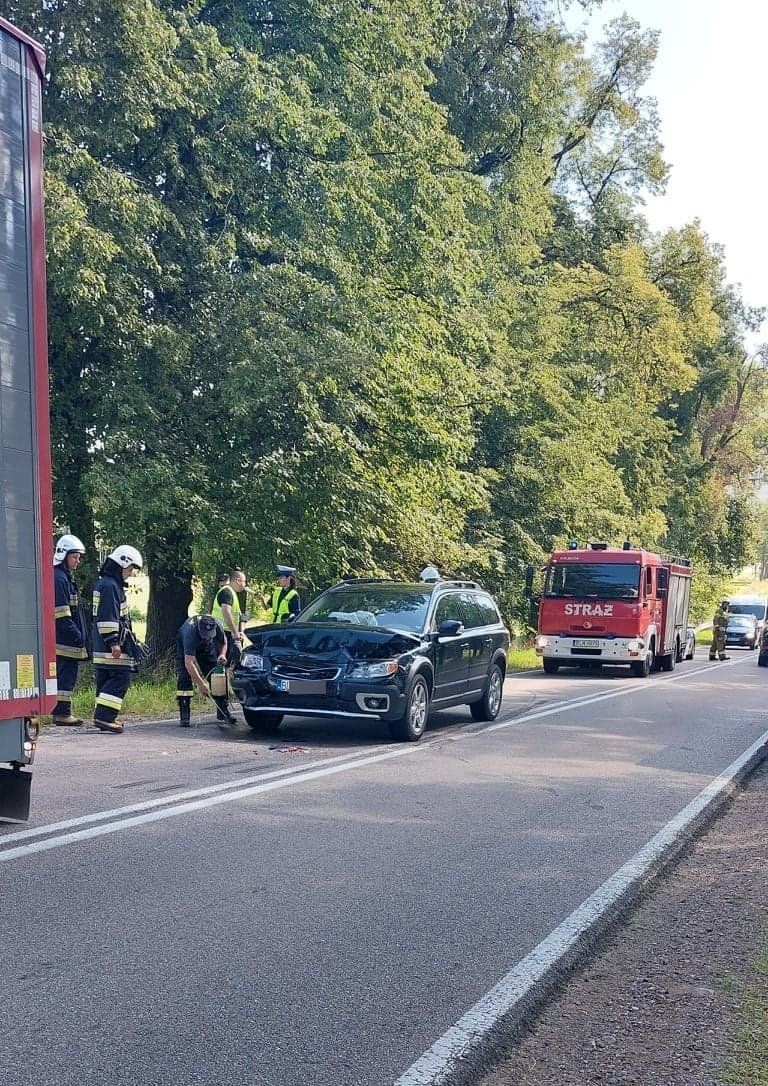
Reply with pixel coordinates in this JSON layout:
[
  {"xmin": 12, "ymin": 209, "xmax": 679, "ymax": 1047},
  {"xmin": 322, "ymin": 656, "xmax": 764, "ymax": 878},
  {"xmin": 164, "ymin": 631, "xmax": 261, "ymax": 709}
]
[
  {"xmin": 337, "ymin": 577, "xmax": 396, "ymax": 585},
  {"xmin": 435, "ymin": 579, "xmax": 482, "ymax": 590}
]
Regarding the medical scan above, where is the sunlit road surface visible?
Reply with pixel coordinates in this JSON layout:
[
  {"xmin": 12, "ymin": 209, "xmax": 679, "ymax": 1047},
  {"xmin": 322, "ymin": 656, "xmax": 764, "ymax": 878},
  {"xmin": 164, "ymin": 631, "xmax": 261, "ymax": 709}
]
[{"xmin": 0, "ymin": 651, "xmax": 763, "ymax": 1086}]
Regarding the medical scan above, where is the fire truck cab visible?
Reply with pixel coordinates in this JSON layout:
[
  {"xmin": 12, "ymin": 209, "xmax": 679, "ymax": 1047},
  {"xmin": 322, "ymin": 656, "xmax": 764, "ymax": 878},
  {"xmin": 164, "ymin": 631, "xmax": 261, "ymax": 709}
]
[{"xmin": 532, "ymin": 542, "xmax": 692, "ymax": 678}]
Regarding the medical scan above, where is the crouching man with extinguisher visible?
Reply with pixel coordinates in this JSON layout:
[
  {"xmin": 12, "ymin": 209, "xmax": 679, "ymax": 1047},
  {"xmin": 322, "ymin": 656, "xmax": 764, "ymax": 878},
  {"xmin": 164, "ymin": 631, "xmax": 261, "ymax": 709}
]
[{"xmin": 175, "ymin": 615, "xmax": 235, "ymax": 728}]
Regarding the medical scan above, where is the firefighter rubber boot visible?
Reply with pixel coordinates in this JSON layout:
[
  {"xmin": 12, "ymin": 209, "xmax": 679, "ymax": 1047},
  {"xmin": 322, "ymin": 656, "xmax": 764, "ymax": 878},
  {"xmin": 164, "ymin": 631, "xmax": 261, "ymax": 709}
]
[
  {"xmin": 178, "ymin": 697, "xmax": 191, "ymax": 728},
  {"xmin": 52, "ymin": 701, "xmax": 84, "ymax": 726},
  {"xmin": 213, "ymin": 696, "xmax": 237, "ymax": 727}
]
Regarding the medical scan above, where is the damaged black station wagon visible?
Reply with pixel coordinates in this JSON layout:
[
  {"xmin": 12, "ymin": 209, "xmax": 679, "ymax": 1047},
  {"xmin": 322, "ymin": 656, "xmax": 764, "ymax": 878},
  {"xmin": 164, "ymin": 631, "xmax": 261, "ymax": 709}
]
[{"xmin": 232, "ymin": 579, "xmax": 510, "ymax": 741}]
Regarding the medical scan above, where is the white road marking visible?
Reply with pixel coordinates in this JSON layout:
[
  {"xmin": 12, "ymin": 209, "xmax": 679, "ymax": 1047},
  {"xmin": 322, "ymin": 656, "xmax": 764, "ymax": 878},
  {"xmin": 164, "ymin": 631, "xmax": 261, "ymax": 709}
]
[
  {"xmin": 394, "ymin": 722, "xmax": 768, "ymax": 1086},
  {"xmin": 0, "ymin": 656, "xmax": 748, "ymax": 863}
]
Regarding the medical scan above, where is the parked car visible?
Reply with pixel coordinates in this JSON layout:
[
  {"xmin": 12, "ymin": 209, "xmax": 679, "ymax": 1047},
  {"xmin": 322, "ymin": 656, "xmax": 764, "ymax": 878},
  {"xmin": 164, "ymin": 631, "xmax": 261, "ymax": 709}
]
[
  {"xmin": 683, "ymin": 626, "xmax": 696, "ymax": 660},
  {"xmin": 724, "ymin": 613, "xmax": 758, "ymax": 650},
  {"xmin": 232, "ymin": 578, "xmax": 510, "ymax": 741}
]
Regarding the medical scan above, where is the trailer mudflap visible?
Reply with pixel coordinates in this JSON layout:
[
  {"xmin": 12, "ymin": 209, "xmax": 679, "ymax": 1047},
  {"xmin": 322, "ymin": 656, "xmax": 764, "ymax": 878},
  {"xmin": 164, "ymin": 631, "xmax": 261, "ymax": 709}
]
[{"xmin": 0, "ymin": 767, "xmax": 32, "ymax": 823}]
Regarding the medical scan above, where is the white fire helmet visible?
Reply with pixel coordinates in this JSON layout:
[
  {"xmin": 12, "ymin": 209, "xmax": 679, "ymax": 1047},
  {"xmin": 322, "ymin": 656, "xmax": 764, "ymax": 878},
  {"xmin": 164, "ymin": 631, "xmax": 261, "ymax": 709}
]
[
  {"xmin": 419, "ymin": 565, "xmax": 441, "ymax": 583},
  {"xmin": 53, "ymin": 534, "xmax": 86, "ymax": 566},
  {"xmin": 108, "ymin": 545, "xmax": 143, "ymax": 571}
]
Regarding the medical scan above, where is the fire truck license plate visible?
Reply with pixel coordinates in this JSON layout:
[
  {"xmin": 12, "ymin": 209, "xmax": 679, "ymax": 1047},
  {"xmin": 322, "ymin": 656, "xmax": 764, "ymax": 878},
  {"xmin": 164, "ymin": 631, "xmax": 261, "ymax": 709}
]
[{"xmin": 573, "ymin": 639, "xmax": 600, "ymax": 649}]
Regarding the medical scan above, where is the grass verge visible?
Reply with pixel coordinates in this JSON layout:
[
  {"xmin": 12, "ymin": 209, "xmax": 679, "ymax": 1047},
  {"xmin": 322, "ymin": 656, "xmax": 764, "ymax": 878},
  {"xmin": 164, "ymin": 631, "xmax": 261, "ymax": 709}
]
[
  {"xmin": 721, "ymin": 943, "xmax": 768, "ymax": 1085},
  {"xmin": 508, "ymin": 645, "xmax": 540, "ymax": 670}
]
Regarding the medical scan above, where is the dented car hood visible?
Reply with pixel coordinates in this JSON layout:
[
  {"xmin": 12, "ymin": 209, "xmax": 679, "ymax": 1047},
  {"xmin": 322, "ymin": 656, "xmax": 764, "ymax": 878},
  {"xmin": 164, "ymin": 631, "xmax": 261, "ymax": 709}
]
[{"xmin": 243, "ymin": 622, "xmax": 421, "ymax": 661}]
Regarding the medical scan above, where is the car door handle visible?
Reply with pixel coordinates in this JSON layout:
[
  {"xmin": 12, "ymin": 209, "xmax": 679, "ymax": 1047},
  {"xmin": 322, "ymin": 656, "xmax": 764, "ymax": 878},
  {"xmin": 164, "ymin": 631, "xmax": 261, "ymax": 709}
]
[
  {"xmin": 482, "ymin": 638, "xmax": 493, "ymax": 647},
  {"xmin": 461, "ymin": 642, "xmax": 471, "ymax": 651}
]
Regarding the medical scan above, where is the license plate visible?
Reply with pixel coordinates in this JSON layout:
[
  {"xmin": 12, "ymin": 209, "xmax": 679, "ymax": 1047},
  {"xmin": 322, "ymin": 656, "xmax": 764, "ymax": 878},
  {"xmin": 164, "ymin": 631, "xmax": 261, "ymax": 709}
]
[
  {"xmin": 573, "ymin": 639, "xmax": 600, "ymax": 649},
  {"xmin": 275, "ymin": 678, "xmax": 327, "ymax": 695}
]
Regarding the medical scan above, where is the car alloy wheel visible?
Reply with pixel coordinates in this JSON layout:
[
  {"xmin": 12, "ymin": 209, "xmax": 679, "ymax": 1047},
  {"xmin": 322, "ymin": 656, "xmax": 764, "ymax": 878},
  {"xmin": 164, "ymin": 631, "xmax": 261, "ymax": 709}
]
[
  {"xmin": 390, "ymin": 675, "xmax": 429, "ymax": 742},
  {"xmin": 469, "ymin": 664, "xmax": 504, "ymax": 721}
]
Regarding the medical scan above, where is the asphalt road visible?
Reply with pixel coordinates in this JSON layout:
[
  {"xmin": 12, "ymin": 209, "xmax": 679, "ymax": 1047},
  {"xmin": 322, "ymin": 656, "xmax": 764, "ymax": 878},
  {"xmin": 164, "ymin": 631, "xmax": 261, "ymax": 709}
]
[{"xmin": 1, "ymin": 649, "xmax": 765, "ymax": 1086}]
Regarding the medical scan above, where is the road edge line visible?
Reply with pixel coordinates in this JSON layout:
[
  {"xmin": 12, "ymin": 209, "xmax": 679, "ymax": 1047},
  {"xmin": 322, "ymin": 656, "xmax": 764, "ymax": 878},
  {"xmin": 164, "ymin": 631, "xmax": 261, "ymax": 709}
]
[{"xmin": 394, "ymin": 727, "xmax": 768, "ymax": 1086}]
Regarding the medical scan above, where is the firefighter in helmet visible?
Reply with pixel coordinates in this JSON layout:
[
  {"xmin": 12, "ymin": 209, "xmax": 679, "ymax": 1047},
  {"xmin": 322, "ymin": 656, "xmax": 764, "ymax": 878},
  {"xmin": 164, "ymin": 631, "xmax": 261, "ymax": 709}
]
[
  {"xmin": 92, "ymin": 544, "xmax": 143, "ymax": 733},
  {"xmin": 709, "ymin": 599, "xmax": 730, "ymax": 662},
  {"xmin": 52, "ymin": 534, "xmax": 89, "ymax": 726}
]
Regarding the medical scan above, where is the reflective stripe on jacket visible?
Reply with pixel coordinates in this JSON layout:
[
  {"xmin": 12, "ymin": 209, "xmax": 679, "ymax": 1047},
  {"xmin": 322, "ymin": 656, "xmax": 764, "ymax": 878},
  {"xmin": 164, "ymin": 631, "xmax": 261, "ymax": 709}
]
[{"xmin": 54, "ymin": 564, "xmax": 88, "ymax": 659}]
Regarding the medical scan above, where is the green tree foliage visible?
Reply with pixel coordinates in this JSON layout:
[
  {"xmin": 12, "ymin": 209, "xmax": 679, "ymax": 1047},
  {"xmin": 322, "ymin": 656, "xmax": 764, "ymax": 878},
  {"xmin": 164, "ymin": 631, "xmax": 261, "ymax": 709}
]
[{"xmin": 5, "ymin": 0, "xmax": 765, "ymax": 652}]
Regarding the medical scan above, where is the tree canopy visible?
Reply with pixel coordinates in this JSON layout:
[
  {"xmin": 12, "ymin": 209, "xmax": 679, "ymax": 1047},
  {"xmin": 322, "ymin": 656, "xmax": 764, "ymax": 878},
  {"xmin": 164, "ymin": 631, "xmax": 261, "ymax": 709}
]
[{"xmin": 6, "ymin": 0, "xmax": 765, "ymax": 648}]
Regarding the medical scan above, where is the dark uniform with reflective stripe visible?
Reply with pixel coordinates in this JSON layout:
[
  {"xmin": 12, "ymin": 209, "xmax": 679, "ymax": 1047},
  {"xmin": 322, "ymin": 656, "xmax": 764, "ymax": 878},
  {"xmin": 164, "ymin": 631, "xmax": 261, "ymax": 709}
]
[
  {"xmin": 175, "ymin": 616, "xmax": 226, "ymax": 726},
  {"xmin": 53, "ymin": 563, "xmax": 88, "ymax": 718},
  {"xmin": 92, "ymin": 560, "xmax": 135, "ymax": 729}
]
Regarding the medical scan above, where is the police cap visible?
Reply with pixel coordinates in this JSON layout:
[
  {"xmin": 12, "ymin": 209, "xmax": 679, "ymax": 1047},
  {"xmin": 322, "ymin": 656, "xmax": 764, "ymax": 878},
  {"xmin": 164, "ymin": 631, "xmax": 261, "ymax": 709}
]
[{"xmin": 276, "ymin": 565, "xmax": 297, "ymax": 577}]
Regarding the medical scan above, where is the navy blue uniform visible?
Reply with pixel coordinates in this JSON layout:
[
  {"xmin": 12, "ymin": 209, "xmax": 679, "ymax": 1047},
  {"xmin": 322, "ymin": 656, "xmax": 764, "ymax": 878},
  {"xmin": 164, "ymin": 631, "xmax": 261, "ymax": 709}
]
[
  {"xmin": 175, "ymin": 617, "xmax": 227, "ymax": 726},
  {"xmin": 53, "ymin": 564, "xmax": 88, "ymax": 718},
  {"xmin": 92, "ymin": 560, "xmax": 134, "ymax": 729}
]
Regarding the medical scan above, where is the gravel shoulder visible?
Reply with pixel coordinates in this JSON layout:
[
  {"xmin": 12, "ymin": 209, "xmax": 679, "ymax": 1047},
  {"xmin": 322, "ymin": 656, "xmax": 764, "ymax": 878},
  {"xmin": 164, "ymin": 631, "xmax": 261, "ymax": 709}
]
[{"xmin": 478, "ymin": 759, "xmax": 768, "ymax": 1086}]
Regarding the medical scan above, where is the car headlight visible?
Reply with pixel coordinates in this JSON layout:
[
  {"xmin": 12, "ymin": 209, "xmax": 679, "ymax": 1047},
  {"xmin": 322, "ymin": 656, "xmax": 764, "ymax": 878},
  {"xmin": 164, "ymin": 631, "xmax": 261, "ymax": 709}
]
[
  {"xmin": 349, "ymin": 660, "xmax": 399, "ymax": 679},
  {"xmin": 535, "ymin": 635, "xmax": 549, "ymax": 650},
  {"xmin": 240, "ymin": 653, "xmax": 265, "ymax": 670},
  {"xmin": 626, "ymin": 639, "xmax": 644, "ymax": 652}
]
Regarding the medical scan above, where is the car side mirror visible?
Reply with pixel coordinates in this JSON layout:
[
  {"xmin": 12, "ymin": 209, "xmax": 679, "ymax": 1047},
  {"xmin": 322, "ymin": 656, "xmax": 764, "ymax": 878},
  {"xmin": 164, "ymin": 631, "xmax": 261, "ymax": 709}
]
[{"xmin": 437, "ymin": 619, "xmax": 464, "ymax": 638}]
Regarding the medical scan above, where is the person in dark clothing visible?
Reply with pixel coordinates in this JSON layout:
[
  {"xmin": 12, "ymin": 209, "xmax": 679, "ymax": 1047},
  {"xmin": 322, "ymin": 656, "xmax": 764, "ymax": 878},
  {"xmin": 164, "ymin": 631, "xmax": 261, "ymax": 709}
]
[
  {"xmin": 264, "ymin": 565, "xmax": 302, "ymax": 624},
  {"xmin": 52, "ymin": 533, "xmax": 89, "ymax": 726},
  {"xmin": 175, "ymin": 614, "xmax": 232, "ymax": 727},
  {"xmin": 92, "ymin": 545, "xmax": 143, "ymax": 733}
]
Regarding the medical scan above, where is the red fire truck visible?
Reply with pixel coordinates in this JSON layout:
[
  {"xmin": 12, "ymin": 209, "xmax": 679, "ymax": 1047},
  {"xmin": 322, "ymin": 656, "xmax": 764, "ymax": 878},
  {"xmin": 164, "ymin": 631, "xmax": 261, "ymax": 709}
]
[
  {"xmin": 0, "ymin": 18, "xmax": 55, "ymax": 820},
  {"xmin": 530, "ymin": 541, "xmax": 693, "ymax": 678}
]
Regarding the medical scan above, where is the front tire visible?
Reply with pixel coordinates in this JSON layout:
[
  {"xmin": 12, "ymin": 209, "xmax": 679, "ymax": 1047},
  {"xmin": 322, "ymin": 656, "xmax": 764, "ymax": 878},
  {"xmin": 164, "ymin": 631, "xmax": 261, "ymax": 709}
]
[
  {"xmin": 631, "ymin": 643, "xmax": 654, "ymax": 678},
  {"xmin": 243, "ymin": 708, "xmax": 284, "ymax": 734},
  {"xmin": 469, "ymin": 664, "xmax": 504, "ymax": 721},
  {"xmin": 389, "ymin": 675, "xmax": 430, "ymax": 742},
  {"xmin": 542, "ymin": 658, "xmax": 559, "ymax": 675}
]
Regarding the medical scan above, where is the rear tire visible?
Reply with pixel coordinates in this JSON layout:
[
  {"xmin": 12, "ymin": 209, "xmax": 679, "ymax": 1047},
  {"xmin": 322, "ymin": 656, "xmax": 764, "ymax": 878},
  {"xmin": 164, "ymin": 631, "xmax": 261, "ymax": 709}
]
[
  {"xmin": 242, "ymin": 708, "xmax": 284, "ymax": 734},
  {"xmin": 542, "ymin": 658, "xmax": 559, "ymax": 675},
  {"xmin": 469, "ymin": 664, "xmax": 504, "ymax": 721},
  {"xmin": 660, "ymin": 646, "xmax": 676, "ymax": 672},
  {"xmin": 389, "ymin": 676, "xmax": 429, "ymax": 742}
]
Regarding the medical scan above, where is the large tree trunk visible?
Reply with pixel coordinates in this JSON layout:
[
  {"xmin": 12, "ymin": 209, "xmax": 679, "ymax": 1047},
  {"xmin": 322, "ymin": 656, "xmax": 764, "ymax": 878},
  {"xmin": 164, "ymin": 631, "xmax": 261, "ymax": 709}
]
[{"xmin": 145, "ymin": 542, "xmax": 194, "ymax": 669}]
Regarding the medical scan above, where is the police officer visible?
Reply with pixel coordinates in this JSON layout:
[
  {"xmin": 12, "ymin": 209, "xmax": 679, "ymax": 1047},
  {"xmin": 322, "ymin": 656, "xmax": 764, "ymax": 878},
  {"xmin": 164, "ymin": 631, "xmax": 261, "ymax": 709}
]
[
  {"xmin": 52, "ymin": 534, "xmax": 89, "ymax": 726},
  {"xmin": 92, "ymin": 545, "xmax": 143, "ymax": 733},
  {"xmin": 709, "ymin": 599, "xmax": 731, "ymax": 662},
  {"xmin": 264, "ymin": 565, "xmax": 301, "ymax": 624},
  {"xmin": 175, "ymin": 614, "xmax": 230, "ymax": 727},
  {"xmin": 211, "ymin": 569, "xmax": 246, "ymax": 666}
]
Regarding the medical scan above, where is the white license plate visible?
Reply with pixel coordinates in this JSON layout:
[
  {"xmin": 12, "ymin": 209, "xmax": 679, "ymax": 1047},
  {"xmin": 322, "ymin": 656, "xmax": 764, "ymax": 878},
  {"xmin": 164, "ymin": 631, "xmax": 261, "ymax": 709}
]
[
  {"xmin": 573, "ymin": 639, "xmax": 600, "ymax": 649},
  {"xmin": 275, "ymin": 678, "xmax": 327, "ymax": 694}
]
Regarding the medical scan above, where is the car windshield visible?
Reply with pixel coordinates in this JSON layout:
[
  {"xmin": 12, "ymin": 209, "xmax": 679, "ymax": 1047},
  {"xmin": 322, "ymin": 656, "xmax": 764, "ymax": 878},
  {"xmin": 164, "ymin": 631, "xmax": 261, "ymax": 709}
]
[
  {"xmin": 728, "ymin": 615, "xmax": 755, "ymax": 627},
  {"xmin": 300, "ymin": 586, "xmax": 431, "ymax": 635},
  {"xmin": 544, "ymin": 562, "xmax": 640, "ymax": 600},
  {"xmin": 729, "ymin": 603, "xmax": 765, "ymax": 621}
]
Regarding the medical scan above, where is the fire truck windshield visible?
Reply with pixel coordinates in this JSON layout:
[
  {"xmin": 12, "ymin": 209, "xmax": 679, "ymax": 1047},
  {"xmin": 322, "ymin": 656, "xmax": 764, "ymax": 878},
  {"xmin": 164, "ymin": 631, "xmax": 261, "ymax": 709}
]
[{"xmin": 544, "ymin": 562, "xmax": 640, "ymax": 600}]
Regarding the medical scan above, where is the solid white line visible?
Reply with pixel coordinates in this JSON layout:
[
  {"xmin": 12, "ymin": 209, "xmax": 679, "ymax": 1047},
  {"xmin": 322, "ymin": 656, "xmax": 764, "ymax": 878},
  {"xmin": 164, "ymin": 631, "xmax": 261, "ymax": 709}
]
[
  {"xmin": 0, "ymin": 743, "xmax": 431, "ymax": 862},
  {"xmin": 0, "ymin": 744, "xmax": 395, "ymax": 845},
  {"xmin": 394, "ymin": 724, "xmax": 768, "ymax": 1086},
  {"xmin": 0, "ymin": 656, "xmax": 746, "ymax": 862}
]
